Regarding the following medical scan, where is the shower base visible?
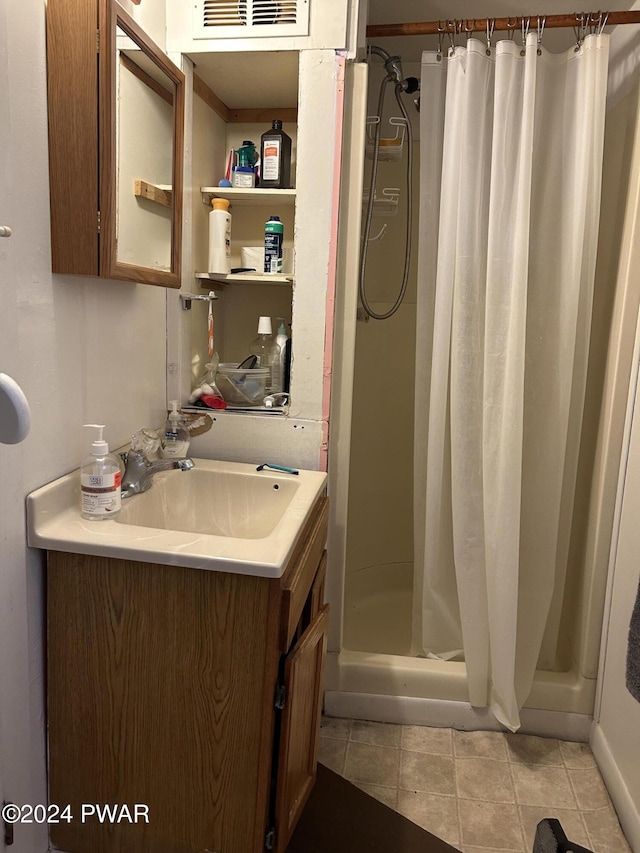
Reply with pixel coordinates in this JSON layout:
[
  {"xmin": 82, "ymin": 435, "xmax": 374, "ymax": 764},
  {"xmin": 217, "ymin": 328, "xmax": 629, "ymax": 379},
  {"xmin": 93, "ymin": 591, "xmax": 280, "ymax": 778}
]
[
  {"xmin": 330, "ymin": 562, "xmax": 596, "ymax": 740},
  {"xmin": 343, "ymin": 561, "xmax": 413, "ymax": 655}
]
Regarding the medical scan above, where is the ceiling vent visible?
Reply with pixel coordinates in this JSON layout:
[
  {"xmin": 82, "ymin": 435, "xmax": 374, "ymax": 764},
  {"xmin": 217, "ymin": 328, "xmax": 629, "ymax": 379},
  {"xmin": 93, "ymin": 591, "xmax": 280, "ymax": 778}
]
[{"xmin": 193, "ymin": 0, "xmax": 310, "ymax": 39}]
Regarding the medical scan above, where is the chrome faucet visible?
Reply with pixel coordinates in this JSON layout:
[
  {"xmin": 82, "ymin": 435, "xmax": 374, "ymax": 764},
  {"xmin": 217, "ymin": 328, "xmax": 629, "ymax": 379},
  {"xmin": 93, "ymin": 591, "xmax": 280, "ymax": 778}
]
[{"xmin": 120, "ymin": 449, "xmax": 195, "ymax": 499}]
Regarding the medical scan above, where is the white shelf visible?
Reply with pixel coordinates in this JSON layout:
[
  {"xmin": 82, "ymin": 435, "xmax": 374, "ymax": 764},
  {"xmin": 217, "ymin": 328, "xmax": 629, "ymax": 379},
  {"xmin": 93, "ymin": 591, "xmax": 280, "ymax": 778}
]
[
  {"xmin": 200, "ymin": 187, "xmax": 296, "ymax": 206},
  {"xmin": 196, "ymin": 272, "xmax": 293, "ymax": 286}
]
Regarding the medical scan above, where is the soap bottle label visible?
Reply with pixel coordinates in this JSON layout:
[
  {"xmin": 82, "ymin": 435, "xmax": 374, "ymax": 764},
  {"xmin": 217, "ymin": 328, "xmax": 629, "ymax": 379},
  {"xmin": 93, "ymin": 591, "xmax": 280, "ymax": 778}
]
[
  {"xmin": 161, "ymin": 437, "xmax": 190, "ymax": 458},
  {"xmin": 81, "ymin": 471, "xmax": 122, "ymax": 516}
]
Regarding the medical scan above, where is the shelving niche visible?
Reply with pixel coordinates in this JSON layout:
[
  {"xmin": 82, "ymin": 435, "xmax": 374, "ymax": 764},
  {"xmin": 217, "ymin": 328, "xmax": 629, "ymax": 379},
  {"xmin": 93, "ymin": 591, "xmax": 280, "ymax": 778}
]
[{"xmin": 189, "ymin": 51, "xmax": 298, "ymax": 415}]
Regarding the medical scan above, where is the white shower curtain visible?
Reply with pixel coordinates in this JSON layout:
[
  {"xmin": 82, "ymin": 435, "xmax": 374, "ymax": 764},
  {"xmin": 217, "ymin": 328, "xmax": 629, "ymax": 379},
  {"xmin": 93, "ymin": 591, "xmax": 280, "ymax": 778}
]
[{"xmin": 413, "ymin": 33, "xmax": 610, "ymax": 731}]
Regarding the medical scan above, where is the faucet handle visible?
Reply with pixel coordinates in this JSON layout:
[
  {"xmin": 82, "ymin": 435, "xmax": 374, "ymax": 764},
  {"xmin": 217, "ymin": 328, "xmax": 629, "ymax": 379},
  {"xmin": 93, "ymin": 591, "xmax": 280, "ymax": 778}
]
[{"xmin": 130, "ymin": 428, "xmax": 161, "ymax": 459}]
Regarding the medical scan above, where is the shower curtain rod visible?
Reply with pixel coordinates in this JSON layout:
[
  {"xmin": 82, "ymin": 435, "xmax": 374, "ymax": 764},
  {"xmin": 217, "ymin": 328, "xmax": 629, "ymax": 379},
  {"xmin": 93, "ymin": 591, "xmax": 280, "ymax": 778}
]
[{"xmin": 366, "ymin": 10, "xmax": 640, "ymax": 38}]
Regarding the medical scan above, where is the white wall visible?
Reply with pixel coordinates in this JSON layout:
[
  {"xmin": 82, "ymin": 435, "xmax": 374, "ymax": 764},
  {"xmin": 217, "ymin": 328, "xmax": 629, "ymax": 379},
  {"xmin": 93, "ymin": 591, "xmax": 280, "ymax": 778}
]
[
  {"xmin": 593, "ymin": 331, "xmax": 640, "ymax": 850},
  {"xmin": 0, "ymin": 2, "xmax": 169, "ymax": 850}
]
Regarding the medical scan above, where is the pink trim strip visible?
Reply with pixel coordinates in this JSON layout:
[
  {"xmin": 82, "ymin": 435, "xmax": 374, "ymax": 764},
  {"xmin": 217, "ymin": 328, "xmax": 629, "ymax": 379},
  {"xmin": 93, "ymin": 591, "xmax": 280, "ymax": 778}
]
[{"xmin": 320, "ymin": 54, "xmax": 346, "ymax": 472}]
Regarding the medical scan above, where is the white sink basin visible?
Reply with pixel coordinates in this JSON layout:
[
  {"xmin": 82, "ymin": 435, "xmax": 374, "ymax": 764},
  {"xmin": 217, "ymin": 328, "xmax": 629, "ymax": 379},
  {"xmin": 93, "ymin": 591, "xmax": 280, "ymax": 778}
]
[{"xmin": 27, "ymin": 458, "xmax": 327, "ymax": 578}]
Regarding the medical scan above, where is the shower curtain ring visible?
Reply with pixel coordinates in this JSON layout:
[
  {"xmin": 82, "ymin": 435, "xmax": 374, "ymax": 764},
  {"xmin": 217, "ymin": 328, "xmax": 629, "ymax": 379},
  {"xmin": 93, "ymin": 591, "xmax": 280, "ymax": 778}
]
[
  {"xmin": 437, "ymin": 20, "xmax": 446, "ymax": 59},
  {"xmin": 446, "ymin": 19, "xmax": 456, "ymax": 54},
  {"xmin": 486, "ymin": 18, "xmax": 495, "ymax": 55},
  {"xmin": 464, "ymin": 19, "xmax": 474, "ymax": 43},
  {"xmin": 536, "ymin": 16, "xmax": 546, "ymax": 54},
  {"xmin": 506, "ymin": 17, "xmax": 518, "ymax": 39},
  {"xmin": 521, "ymin": 16, "xmax": 530, "ymax": 55},
  {"xmin": 598, "ymin": 11, "xmax": 610, "ymax": 34},
  {"xmin": 574, "ymin": 11, "xmax": 587, "ymax": 51}
]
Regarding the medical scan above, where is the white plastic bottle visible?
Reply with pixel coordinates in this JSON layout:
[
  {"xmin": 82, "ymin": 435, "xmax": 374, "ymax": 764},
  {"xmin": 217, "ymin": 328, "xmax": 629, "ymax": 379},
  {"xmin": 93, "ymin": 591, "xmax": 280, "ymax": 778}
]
[
  {"xmin": 80, "ymin": 424, "xmax": 123, "ymax": 520},
  {"xmin": 161, "ymin": 401, "xmax": 190, "ymax": 458},
  {"xmin": 249, "ymin": 316, "xmax": 282, "ymax": 395},
  {"xmin": 208, "ymin": 197, "xmax": 232, "ymax": 274}
]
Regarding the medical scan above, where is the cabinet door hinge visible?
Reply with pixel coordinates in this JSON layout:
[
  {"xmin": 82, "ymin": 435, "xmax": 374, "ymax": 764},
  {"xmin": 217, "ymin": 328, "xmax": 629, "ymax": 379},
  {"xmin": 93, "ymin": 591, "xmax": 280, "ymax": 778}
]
[
  {"xmin": 97, "ymin": 210, "xmax": 101, "ymax": 233},
  {"xmin": 3, "ymin": 801, "xmax": 15, "ymax": 845},
  {"xmin": 265, "ymin": 827, "xmax": 276, "ymax": 850},
  {"xmin": 274, "ymin": 684, "xmax": 286, "ymax": 710},
  {"xmin": 96, "ymin": 28, "xmax": 100, "ymax": 52}
]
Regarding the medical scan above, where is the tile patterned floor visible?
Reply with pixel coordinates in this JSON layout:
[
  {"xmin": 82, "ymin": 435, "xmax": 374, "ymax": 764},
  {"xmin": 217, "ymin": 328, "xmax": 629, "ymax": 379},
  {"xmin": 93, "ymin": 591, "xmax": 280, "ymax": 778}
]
[{"xmin": 318, "ymin": 716, "xmax": 631, "ymax": 853}]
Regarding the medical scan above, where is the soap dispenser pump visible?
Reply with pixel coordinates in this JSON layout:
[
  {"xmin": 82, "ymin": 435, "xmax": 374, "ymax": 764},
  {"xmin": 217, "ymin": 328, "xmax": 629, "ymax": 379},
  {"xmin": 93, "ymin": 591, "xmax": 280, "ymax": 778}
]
[
  {"xmin": 80, "ymin": 424, "xmax": 123, "ymax": 520},
  {"xmin": 161, "ymin": 401, "xmax": 190, "ymax": 458}
]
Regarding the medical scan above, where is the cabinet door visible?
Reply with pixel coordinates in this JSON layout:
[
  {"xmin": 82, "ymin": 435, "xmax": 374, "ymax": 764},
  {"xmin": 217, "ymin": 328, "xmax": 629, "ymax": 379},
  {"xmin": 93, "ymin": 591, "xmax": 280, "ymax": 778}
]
[{"xmin": 274, "ymin": 604, "xmax": 329, "ymax": 852}]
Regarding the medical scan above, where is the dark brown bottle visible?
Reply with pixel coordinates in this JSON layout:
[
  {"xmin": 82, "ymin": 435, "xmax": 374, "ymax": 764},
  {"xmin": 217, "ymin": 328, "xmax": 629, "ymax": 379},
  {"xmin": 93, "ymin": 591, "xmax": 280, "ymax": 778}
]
[{"xmin": 260, "ymin": 120, "xmax": 292, "ymax": 189}]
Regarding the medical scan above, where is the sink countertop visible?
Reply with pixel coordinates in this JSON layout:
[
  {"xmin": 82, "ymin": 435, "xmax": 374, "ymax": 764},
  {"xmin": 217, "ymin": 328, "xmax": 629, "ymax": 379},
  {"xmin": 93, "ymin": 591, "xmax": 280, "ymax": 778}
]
[{"xmin": 27, "ymin": 458, "xmax": 327, "ymax": 579}]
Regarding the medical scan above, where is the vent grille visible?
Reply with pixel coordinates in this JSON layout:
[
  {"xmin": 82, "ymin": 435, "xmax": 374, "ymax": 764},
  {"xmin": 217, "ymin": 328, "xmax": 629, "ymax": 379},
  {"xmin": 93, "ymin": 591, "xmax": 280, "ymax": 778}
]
[{"xmin": 194, "ymin": 0, "xmax": 309, "ymax": 38}]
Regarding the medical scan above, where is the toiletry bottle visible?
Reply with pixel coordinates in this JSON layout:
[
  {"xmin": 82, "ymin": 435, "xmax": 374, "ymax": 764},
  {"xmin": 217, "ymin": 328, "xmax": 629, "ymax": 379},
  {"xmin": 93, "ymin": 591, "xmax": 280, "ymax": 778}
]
[
  {"xmin": 161, "ymin": 401, "xmax": 190, "ymax": 458},
  {"xmin": 283, "ymin": 326, "xmax": 292, "ymax": 393},
  {"xmin": 260, "ymin": 120, "xmax": 292, "ymax": 189},
  {"xmin": 250, "ymin": 316, "xmax": 282, "ymax": 395},
  {"xmin": 208, "ymin": 197, "xmax": 232, "ymax": 274},
  {"xmin": 276, "ymin": 317, "xmax": 289, "ymax": 392},
  {"xmin": 80, "ymin": 424, "xmax": 123, "ymax": 520},
  {"xmin": 232, "ymin": 140, "xmax": 258, "ymax": 188},
  {"xmin": 264, "ymin": 216, "xmax": 284, "ymax": 274}
]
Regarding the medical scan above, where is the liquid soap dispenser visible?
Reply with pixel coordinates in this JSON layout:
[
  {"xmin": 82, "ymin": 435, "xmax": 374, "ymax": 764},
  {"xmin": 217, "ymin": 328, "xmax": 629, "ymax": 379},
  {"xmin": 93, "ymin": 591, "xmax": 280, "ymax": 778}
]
[
  {"xmin": 80, "ymin": 424, "xmax": 123, "ymax": 520},
  {"xmin": 161, "ymin": 401, "xmax": 190, "ymax": 458}
]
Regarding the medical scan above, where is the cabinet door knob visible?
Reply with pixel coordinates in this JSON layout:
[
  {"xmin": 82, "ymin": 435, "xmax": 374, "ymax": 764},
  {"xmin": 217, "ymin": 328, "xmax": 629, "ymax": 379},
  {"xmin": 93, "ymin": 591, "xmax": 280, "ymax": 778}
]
[{"xmin": 0, "ymin": 225, "xmax": 12, "ymax": 237}]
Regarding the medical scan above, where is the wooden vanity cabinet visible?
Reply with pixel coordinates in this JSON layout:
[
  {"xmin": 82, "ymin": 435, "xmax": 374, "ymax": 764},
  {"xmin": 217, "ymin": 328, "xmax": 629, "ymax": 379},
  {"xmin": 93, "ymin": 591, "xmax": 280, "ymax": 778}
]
[{"xmin": 46, "ymin": 495, "xmax": 329, "ymax": 853}]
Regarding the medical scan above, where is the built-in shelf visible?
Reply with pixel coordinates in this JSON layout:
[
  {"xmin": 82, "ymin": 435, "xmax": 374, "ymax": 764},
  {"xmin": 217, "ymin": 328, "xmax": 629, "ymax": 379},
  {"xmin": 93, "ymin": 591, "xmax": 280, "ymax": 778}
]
[
  {"xmin": 196, "ymin": 271, "xmax": 294, "ymax": 287},
  {"xmin": 183, "ymin": 405, "xmax": 286, "ymax": 416},
  {"xmin": 200, "ymin": 187, "xmax": 297, "ymax": 207},
  {"xmin": 134, "ymin": 179, "xmax": 172, "ymax": 208}
]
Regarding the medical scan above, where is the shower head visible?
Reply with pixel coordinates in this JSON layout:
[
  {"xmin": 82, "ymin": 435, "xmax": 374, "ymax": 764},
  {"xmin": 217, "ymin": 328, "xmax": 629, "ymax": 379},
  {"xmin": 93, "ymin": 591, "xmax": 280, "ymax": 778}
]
[
  {"xmin": 368, "ymin": 45, "xmax": 420, "ymax": 97},
  {"xmin": 368, "ymin": 45, "xmax": 404, "ymax": 82}
]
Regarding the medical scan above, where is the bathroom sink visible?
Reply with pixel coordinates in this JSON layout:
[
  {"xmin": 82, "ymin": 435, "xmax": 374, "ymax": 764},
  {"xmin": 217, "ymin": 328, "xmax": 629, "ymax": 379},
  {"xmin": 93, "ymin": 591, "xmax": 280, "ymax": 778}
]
[
  {"xmin": 27, "ymin": 458, "xmax": 327, "ymax": 578},
  {"xmin": 117, "ymin": 466, "xmax": 299, "ymax": 538}
]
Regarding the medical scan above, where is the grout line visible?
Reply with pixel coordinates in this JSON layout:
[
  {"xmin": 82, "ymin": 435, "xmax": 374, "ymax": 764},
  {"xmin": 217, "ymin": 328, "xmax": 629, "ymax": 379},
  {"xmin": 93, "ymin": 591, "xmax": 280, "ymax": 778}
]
[{"xmin": 450, "ymin": 730, "xmax": 463, "ymax": 848}]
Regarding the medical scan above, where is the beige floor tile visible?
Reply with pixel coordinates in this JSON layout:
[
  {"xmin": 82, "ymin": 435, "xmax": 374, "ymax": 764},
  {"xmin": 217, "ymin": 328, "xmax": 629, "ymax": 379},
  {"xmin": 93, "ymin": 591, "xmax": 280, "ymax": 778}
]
[
  {"xmin": 456, "ymin": 757, "xmax": 515, "ymax": 803},
  {"xmin": 511, "ymin": 764, "xmax": 577, "ymax": 809},
  {"xmin": 402, "ymin": 724, "xmax": 453, "ymax": 756},
  {"xmin": 352, "ymin": 781, "xmax": 398, "ymax": 809},
  {"xmin": 454, "ymin": 730, "xmax": 508, "ymax": 761},
  {"xmin": 399, "ymin": 749, "xmax": 456, "ymax": 796},
  {"xmin": 505, "ymin": 733, "xmax": 562, "ymax": 766},
  {"xmin": 568, "ymin": 767, "xmax": 613, "ymax": 811},
  {"xmin": 343, "ymin": 741, "xmax": 400, "ymax": 788},
  {"xmin": 396, "ymin": 790, "xmax": 461, "ymax": 847},
  {"xmin": 582, "ymin": 806, "xmax": 631, "ymax": 852},
  {"xmin": 458, "ymin": 799, "xmax": 525, "ymax": 849},
  {"xmin": 318, "ymin": 737, "xmax": 347, "ymax": 775},
  {"xmin": 559, "ymin": 739, "xmax": 597, "ymax": 769},
  {"xmin": 350, "ymin": 719, "xmax": 402, "ymax": 748},
  {"xmin": 518, "ymin": 805, "xmax": 590, "ymax": 850},
  {"xmin": 320, "ymin": 715, "xmax": 352, "ymax": 741}
]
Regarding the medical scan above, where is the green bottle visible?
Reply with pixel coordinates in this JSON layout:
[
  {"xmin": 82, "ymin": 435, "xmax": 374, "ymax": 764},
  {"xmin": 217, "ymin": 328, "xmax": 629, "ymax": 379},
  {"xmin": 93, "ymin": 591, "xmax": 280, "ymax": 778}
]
[{"xmin": 264, "ymin": 215, "xmax": 284, "ymax": 274}]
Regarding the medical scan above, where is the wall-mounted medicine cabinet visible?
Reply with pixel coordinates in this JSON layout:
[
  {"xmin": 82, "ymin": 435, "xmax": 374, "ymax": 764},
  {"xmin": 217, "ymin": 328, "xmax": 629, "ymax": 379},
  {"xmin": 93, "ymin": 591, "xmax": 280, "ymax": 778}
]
[{"xmin": 46, "ymin": 0, "xmax": 185, "ymax": 288}]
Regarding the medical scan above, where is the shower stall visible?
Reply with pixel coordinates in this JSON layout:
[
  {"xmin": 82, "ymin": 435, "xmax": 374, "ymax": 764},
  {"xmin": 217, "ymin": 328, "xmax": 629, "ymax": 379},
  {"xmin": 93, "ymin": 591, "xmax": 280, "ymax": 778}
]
[{"xmin": 325, "ymin": 20, "xmax": 640, "ymax": 736}]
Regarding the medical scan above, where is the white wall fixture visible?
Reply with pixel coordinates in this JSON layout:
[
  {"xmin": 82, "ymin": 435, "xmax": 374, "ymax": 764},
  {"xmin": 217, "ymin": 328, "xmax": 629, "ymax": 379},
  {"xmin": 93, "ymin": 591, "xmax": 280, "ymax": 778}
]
[{"xmin": 0, "ymin": 373, "xmax": 31, "ymax": 444}]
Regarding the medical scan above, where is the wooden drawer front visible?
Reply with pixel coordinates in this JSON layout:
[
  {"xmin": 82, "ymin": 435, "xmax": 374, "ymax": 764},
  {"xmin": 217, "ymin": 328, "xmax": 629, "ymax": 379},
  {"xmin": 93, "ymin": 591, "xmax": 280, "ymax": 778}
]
[
  {"xmin": 275, "ymin": 605, "xmax": 329, "ymax": 852},
  {"xmin": 280, "ymin": 497, "xmax": 329, "ymax": 651}
]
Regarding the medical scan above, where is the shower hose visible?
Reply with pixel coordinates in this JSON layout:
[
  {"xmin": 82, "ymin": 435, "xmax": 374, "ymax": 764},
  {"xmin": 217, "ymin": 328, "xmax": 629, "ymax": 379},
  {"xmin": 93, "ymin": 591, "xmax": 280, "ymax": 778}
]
[{"xmin": 359, "ymin": 75, "xmax": 414, "ymax": 321}]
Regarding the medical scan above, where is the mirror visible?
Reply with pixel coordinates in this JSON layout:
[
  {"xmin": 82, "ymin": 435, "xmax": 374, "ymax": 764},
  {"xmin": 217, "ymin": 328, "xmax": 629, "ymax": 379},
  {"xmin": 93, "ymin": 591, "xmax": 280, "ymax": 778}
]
[
  {"xmin": 102, "ymin": 4, "xmax": 184, "ymax": 286},
  {"xmin": 45, "ymin": 0, "xmax": 184, "ymax": 287}
]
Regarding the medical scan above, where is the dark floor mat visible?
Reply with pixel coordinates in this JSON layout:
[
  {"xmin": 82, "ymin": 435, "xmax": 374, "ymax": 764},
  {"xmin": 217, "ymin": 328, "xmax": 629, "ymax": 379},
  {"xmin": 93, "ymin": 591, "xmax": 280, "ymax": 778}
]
[{"xmin": 286, "ymin": 763, "xmax": 460, "ymax": 852}]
